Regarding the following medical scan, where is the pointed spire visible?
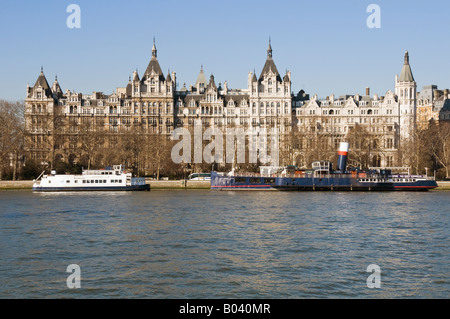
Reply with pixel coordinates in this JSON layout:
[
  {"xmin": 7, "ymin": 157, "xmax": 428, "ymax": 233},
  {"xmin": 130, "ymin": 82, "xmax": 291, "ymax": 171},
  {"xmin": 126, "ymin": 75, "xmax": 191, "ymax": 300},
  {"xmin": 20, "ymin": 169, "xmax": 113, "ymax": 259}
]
[
  {"xmin": 195, "ymin": 65, "xmax": 207, "ymax": 88},
  {"xmin": 267, "ymin": 37, "xmax": 273, "ymax": 58},
  {"xmin": 260, "ymin": 38, "xmax": 281, "ymax": 82},
  {"xmin": 399, "ymin": 50, "xmax": 415, "ymax": 82},
  {"xmin": 152, "ymin": 37, "xmax": 157, "ymax": 58},
  {"xmin": 33, "ymin": 67, "xmax": 52, "ymax": 97},
  {"xmin": 132, "ymin": 69, "xmax": 140, "ymax": 82}
]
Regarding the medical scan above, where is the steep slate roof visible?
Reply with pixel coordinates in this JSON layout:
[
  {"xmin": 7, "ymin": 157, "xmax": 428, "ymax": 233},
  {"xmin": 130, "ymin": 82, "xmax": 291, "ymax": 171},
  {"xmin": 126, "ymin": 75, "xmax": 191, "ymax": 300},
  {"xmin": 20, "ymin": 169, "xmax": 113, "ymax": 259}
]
[
  {"xmin": 133, "ymin": 70, "xmax": 140, "ymax": 82},
  {"xmin": 252, "ymin": 71, "xmax": 258, "ymax": 82},
  {"xmin": 141, "ymin": 41, "xmax": 165, "ymax": 83},
  {"xmin": 166, "ymin": 70, "xmax": 172, "ymax": 82},
  {"xmin": 33, "ymin": 69, "xmax": 53, "ymax": 97},
  {"xmin": 259, "ymin": 41, "xmax": 282, "ymax": 82},
  {"xmin": 195, "ymin": 66, "xmax": 208, "ymax": 87},
  {"xmin": 224, "ymin": 94, "xmax": 249, "ymax": 106},
  {"xmin": 399, "ymin": 51, "xmax": 415, "ymax": 82}
]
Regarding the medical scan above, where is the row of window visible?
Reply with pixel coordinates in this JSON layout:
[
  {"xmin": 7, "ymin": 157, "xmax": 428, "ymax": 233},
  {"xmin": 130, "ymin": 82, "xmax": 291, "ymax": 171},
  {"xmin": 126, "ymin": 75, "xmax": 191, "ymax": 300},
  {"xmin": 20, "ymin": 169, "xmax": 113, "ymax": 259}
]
[
  {"xmin": 298, "ymin": 109, "xmax": 392, "ymax": 115},
  {"xmin": 235, "ymin": 177, "xmax": 276, "ymax": 184},
  {"xmin": 80, "ymin": 179, "xmax": 122, "ymax": 184}
]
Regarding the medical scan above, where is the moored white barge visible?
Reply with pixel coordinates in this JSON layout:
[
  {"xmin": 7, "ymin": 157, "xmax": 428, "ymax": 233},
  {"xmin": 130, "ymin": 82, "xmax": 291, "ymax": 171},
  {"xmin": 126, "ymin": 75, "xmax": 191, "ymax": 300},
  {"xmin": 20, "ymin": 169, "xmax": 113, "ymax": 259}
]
[{"xmin": 32, "ymin": 165, "xmax": 150, "ymax": 191}]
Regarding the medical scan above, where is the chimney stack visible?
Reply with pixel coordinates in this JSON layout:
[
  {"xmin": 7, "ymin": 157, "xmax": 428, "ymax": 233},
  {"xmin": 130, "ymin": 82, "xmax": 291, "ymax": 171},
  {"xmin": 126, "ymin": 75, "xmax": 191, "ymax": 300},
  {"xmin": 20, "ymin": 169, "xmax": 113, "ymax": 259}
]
[
  {"xmin": 366, "ymin": 87, "xmax": 370, "ymax": 96},
  {"xmin": 337, "ymin": 142, "xmax": 350, "ymax": 172}
]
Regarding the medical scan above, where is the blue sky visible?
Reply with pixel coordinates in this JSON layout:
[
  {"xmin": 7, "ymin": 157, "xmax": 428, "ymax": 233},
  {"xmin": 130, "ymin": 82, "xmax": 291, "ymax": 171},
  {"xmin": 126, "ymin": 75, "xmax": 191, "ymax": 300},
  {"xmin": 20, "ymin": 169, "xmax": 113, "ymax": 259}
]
[{"xmin": 1, "ymin": 0, "xmax": 449, "ymax": 101}]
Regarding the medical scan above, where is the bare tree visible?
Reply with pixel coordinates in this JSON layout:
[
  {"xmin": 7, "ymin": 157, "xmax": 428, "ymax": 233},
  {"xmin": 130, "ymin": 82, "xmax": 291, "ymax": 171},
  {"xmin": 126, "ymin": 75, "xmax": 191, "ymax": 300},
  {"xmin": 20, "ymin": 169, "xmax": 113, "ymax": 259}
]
[
  {"xmin": 426, "ymin": 121, "xmax": 450, "ymax": 179},
  {"xmin": 0, "ymin": 100, "xmax": 25, "ymax": 180},
  {"xmin": 78, "ymin": 116, "xmax": 106, "ymax": 169},
  {"xmin": 346, "ymin": 124, "xmax": 382, "ymax": 169}
]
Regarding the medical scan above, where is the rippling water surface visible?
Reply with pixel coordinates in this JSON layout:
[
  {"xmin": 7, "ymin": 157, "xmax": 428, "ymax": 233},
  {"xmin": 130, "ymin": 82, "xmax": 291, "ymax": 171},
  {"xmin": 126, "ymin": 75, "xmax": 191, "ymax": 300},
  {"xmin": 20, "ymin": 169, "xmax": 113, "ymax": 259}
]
[{"xmin": 0, "ymin": 190, "xmax": 448, "ymax": 298}]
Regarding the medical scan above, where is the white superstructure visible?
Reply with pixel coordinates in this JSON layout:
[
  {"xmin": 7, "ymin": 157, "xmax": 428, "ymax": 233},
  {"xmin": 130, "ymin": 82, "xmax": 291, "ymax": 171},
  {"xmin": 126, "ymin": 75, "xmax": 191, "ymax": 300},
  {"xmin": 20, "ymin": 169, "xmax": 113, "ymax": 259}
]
[{"xmin": 32, "ymin": 165, "xmax": 149, "ymax": 191}]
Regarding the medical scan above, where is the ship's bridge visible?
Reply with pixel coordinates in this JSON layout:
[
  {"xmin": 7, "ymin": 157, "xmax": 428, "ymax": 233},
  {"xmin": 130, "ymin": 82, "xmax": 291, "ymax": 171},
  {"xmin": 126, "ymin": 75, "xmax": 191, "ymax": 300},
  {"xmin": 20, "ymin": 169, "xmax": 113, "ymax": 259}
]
[
  {"xmin": 312, "ymin": 161, "xmax": 332, "ymax": 178},
  {"xmin": 312, "ymin": 161, "xmax": 332, "ymax": 171}
]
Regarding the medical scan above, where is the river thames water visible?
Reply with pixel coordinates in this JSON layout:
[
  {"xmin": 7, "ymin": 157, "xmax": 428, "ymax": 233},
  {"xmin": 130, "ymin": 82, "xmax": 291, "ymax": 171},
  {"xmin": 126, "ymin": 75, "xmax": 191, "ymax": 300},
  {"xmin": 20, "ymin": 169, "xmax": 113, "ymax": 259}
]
[{"xmin": 0, "ymin": 189, "xmax": 448, "ymax": 298}]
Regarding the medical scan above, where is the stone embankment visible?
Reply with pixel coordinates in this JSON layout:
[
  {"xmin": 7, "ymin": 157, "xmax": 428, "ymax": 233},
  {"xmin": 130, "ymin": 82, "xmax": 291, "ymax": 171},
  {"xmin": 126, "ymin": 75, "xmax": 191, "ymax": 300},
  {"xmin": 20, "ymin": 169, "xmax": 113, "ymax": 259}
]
[{"xmin": 0, "ymin": 180, "xmax": 210, "ymax": 190}]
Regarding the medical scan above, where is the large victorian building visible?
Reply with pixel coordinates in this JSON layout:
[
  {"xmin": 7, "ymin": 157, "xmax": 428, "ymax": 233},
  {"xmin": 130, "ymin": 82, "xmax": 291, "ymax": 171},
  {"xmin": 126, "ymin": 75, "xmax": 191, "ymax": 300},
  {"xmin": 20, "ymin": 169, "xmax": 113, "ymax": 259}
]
[{"xmin": 24, "ymin": 41, "xmax": 450, "ymax": 171}]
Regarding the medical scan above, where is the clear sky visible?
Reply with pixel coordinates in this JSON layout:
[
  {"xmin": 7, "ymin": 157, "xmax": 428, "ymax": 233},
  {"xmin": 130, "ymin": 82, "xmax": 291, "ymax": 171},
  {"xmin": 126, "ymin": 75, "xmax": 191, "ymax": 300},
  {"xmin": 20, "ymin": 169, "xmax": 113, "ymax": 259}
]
[{"xmin": 1, "ymin": 0, "xmax": 449, "ymax": 101}]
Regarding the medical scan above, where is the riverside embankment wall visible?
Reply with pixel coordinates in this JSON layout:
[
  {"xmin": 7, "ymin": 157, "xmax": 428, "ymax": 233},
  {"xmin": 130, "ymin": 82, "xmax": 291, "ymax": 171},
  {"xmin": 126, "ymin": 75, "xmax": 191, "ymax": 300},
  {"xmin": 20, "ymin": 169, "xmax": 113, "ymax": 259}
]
[{"xmin": 0, "ymin": 180, "xmax": 211, "ymax": 190}]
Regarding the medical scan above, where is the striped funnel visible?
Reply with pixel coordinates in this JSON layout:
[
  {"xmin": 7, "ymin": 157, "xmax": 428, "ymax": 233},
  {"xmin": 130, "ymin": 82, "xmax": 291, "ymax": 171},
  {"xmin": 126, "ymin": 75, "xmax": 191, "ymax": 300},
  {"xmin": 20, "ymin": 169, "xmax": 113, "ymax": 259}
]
[{"xmin": 337, "ymin": 142, "xmax": 349, "ymax": 171}]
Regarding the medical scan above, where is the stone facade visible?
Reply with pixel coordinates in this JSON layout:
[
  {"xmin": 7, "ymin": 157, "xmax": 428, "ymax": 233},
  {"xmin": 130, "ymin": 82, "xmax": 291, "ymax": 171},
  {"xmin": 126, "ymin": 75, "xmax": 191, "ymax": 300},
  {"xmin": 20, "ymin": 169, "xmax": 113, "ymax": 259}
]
[{"xmin": 24, "ymin": 42, "xmax": 450, "ymax": 169}]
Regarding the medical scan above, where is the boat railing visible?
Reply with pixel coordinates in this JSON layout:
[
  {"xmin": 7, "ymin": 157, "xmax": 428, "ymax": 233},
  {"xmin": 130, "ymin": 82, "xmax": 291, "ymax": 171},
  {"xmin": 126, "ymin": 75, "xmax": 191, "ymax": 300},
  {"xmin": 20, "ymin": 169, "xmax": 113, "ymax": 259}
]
[
  {"xmin": 390, "ymin": 175, "xmax": 436, "ymax": 181},
  {"xmin": 221, "ymin": 172, "xmax": 436, "ymax": 181},
  {"xmin": 131, "ymin": 177, "xmax": 146, "ymax": 185}
]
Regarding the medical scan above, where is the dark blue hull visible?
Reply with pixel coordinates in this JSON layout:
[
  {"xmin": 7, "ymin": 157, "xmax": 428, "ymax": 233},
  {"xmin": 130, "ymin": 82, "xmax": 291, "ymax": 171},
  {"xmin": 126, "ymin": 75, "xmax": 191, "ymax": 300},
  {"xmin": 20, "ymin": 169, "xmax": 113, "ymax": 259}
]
[
  {"xmin": 32, "ymin": 185, "xmax": 150, "ymax": 192},
  {"xmin": 210, "ymin": 172, "xmax": 437, "ymax": 191}
]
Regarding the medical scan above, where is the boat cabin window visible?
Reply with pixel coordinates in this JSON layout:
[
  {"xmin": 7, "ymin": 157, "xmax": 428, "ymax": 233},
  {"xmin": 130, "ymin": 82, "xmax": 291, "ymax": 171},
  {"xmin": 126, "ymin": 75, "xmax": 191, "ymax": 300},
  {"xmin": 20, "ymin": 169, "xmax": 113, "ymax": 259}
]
[{"xmin": 235, "ymin": 177, "xmax": 247, "ymax": 183}]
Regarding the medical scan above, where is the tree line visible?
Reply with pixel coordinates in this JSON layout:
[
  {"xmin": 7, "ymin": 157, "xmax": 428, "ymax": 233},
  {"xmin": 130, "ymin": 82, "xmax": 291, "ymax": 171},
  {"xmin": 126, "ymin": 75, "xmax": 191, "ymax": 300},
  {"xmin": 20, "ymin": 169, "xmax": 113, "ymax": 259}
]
[{"xmin": 1, "ymin": 99, "xmax": 449, "ymax": 180}]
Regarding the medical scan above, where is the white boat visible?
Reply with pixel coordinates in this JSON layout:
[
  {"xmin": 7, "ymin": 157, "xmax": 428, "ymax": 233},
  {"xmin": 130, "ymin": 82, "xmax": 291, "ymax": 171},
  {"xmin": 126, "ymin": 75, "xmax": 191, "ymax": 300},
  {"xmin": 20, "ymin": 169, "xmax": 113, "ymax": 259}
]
[{"xmin": 32, "ymin": 165, "xmax": 150, "ymax": 191}]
